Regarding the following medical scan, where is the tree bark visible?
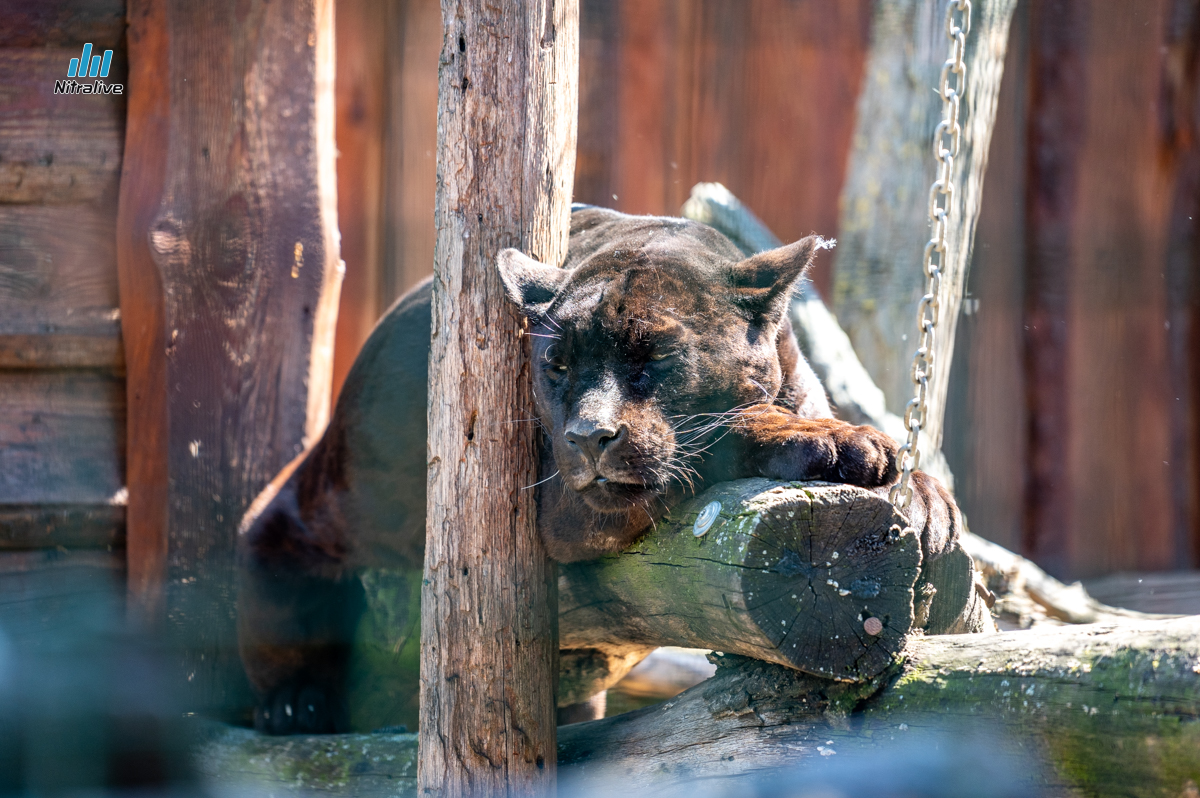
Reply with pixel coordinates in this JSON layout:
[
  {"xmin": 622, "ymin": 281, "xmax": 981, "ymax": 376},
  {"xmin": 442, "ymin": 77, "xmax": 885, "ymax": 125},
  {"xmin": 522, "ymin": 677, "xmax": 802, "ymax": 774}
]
[
  {"xmin": 420, "ymin": 1, "xmax": 578, "ymax": 795},
  {"xmin": 832, "ymin": 0, "xmax": 1018, "ymax": 453}
]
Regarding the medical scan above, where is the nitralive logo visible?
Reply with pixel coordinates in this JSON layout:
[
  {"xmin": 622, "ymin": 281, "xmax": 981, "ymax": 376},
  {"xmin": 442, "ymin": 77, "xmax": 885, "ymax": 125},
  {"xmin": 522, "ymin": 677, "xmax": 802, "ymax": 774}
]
[{"xmin": 54, "ymin": 43, "xmax": 124, "ymax": 95}]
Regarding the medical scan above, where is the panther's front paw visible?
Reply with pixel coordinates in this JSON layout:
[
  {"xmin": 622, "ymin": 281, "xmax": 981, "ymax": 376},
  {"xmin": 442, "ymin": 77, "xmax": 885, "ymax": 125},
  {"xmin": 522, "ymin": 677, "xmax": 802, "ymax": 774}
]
[
  {"xmin": 254, "ymin": 681, "xmax": 341, "ymax": 735},
  {"xmin": 738, "ymin": 406, "xmax": 898, "ymax": 489},
  {"xmin": 828, "ymin": 423, "xmax": 898, "ymax": 488}
]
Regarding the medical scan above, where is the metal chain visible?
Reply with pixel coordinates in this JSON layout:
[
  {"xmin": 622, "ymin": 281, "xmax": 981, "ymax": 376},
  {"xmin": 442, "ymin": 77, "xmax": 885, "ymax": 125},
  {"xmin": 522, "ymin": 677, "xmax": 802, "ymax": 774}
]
[{"xmin": 890, "ymin": 0, "xmax": 971, "ymax": 511}]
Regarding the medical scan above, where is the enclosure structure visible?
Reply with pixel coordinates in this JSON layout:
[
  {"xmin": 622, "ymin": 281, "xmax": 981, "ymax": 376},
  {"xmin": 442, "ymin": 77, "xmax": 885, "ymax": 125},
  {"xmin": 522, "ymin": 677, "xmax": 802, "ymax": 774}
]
[{"xmin": 2, "ymin": 0, "xmax": 1200, "ymax": 794}]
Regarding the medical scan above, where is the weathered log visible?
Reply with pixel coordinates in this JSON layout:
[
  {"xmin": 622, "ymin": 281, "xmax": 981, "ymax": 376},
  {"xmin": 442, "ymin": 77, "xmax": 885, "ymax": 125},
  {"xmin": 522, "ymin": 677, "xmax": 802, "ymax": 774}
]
[
  {"xmin": 420, "ymin": 0, "xmax": 578, "ymax": 793},
  {"xmin": 558, "ymin": 616, "xmax": 1200, "ymax": 796},
  {"xmin": 560, "ymin": 479, "xmax": 931, "ymax": 683},
  {"xmin": 195, "ymin": 617, "xmax": 1200, "ymax": 797}
]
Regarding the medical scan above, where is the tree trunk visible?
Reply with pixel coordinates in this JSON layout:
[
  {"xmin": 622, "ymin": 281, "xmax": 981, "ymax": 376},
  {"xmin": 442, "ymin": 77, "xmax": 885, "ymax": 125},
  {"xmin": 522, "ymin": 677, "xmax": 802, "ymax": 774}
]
[
  {"xmin": 420, "ymin": 1, "xmax": 578, "ymax": 794},
  {"xmin": 117, "ymin": 0, "xmax": 342, "ymax": 713},
  {"xmin": 832, "ymin": 0, "xmax": 1018, "ymax": 454},
  {"xmin": 196, "ymin": 616, "xmax": 1200, "ymax": 798}
]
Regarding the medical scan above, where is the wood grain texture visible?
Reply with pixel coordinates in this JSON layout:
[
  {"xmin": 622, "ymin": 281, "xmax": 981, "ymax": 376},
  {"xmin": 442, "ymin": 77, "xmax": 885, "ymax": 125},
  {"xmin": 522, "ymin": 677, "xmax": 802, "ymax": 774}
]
[
  {"xmin": 832, "ymin": 0, "xmax": 1017, "ymax": 453},
  {"xmin": 573, "ymin": 0, "xmax": 870, "ymax": 301},
  {"xmin": 198, "ymin": 617, "xmax": 1200, "ymax": 797},
  {"xmin": 0, "ymin": 504, "xmax": 124, "ymax": 549},
  {"xmin": 420, "ymin": 0, "xmax": 578, "ymax": 792},
  {"xmin": 1, "ymin": 0, "xmax": 127, "ymax": 48},
  {"xmin": 0, "ymin": 48, "xmax": 125, "ymax": 205},
  {"xmin": 117, "ymin": 0, "xmax": 170, "ymax": 620},
  {"xmin": 556, "ymin": 617, "xmax": 1200, "ymax": 796},
  {"xmin": 117, "ymin": 0, "xmax": 342, "ymax": 712},
  {"xmin": 0, "ymin": 204, "xmax": 122, "ymax": 338},
  {"xmin": 0, "ymin": 334, "xmax": 123, "ymax": 370},
  {"xmin": 0, "ymin": 370, "xmax": 125, "ymax": 506}
]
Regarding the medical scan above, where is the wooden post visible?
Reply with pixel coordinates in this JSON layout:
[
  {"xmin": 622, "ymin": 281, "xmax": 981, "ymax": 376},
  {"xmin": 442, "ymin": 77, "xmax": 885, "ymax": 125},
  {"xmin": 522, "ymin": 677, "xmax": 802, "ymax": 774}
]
[
  {"xmin": 420, "ymin": 1, "xmax": 578, "ymax": 795},
  {"xmin": 116, "ymin": 0, "xmax": 342, "ymax": 712},
  {"xmin": 831, "ymin": 0, "xmax": 1018, "ymax": 453}
]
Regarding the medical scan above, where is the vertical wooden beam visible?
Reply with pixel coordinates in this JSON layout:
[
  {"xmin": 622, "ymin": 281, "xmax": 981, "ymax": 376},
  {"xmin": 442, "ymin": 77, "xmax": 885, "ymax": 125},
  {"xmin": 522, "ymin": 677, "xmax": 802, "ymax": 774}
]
[
  {"xmin": 117, "ymin": 0, "xmax": 342, "ymax": 710},
  {"xmin": 118, "ymin": 0, "xmax": 170, "ymax": 620},
  {"xmin": 1162, "ymin": 0, "xmax": 1200, "ymax": 566},
  {"xmin": 380, "ymin": 0, "xmax": 441, "ymax": 306},
  {"xmin": 420, "ymin": 0, "xmax": 577, "ymax": 793}
]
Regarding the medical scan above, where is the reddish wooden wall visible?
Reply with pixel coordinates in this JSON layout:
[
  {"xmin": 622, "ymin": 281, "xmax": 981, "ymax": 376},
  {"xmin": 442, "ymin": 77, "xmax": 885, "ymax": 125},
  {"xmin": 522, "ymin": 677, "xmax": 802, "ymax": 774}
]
[
  {"xmin": 574, "ymin": 0, "xmax": 872, "ymax": 299},
  {"xmin": 945, "ymin": 0, "xmax": 1200, "ymax": 579}
]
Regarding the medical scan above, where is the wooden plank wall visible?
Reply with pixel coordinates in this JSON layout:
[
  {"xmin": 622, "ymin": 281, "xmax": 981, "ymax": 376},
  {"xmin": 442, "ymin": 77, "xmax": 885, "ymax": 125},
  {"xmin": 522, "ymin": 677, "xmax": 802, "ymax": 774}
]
[
  {"xmin": 332, "ymin": 0, "xmax": 439, "ymax": 400},
  {"xmin": 0, "ymin": 2, "xmax": 128, "ymax": 570},
  {"xmin": 944, "ymin": 0, "xmax": 1200, "ymax": 579},
  {"xmin": 575, "ymin": 0, "xmax": 872, "ymax": 299}
]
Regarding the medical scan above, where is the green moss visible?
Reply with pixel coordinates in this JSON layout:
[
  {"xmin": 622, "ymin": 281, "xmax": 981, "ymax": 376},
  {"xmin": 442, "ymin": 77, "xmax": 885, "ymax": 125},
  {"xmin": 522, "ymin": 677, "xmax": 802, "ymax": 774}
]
[{"xmin": 347, "ymin": 568, "xmax": 423, "ymax": 733}]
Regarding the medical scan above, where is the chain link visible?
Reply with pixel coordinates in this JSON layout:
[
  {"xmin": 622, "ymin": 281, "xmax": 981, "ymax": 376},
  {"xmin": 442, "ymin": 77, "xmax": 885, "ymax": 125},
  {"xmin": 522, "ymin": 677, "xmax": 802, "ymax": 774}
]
[{"xmin": 890, "ymin": 0, "xmax": 971, "ymax": 511}]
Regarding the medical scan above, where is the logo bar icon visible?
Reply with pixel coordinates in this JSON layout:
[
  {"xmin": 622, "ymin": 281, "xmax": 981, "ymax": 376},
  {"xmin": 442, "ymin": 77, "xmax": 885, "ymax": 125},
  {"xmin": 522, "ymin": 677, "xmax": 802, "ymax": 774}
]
[{"xmin": 67, "ymin": 43, "xmax": 113, "ymax": 78}]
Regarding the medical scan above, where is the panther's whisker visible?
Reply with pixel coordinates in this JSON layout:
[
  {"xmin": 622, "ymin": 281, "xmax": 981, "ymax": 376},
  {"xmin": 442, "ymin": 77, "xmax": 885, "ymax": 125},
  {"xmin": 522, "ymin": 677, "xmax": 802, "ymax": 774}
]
[{"xmin": 521, "ymin": 470, "xmax": 561, "ymax": 491}]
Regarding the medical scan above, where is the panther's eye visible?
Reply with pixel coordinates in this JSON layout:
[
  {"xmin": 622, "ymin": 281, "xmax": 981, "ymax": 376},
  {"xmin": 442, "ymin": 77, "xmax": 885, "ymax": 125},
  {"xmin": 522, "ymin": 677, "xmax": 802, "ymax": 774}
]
[
  {"xmin": 544, "ymin": 359, "xmax": 568, "ymax": 378},
  {"xmin": 649, "ymin": 351, "xmax": 677, "ymax": 363}
]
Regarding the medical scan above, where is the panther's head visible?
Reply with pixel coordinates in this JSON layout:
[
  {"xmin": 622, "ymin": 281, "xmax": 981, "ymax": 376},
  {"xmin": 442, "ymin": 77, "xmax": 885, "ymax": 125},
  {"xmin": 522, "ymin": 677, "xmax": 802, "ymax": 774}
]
[{"xmin": 498, "ymin": 209, "xmax": 820, "ymax": 517}]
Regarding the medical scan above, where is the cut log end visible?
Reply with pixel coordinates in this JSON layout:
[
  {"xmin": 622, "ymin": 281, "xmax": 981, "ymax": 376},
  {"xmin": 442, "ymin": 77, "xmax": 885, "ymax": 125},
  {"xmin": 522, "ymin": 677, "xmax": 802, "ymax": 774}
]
[{"xmin": 737, "ymin": 485, "xmax": 920, "ymax": 680}]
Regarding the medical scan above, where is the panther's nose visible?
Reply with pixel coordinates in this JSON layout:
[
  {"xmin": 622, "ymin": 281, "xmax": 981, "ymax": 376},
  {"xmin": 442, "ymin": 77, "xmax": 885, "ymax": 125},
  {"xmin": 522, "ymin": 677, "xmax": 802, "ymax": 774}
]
[{"xmin": 564, "ymin": 421, "xmax": 627, "ymax": 463}]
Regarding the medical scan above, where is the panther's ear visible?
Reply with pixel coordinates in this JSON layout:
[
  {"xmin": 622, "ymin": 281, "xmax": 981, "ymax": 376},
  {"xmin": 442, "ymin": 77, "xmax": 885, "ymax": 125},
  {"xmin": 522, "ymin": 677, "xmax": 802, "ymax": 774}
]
[
  {"xmin": 497, "ymin": 248, "xmax": 569, "ymax": 317},
  {"xmin": 727, "ymin": 235, "xmax": 823, "ymax": 322}
]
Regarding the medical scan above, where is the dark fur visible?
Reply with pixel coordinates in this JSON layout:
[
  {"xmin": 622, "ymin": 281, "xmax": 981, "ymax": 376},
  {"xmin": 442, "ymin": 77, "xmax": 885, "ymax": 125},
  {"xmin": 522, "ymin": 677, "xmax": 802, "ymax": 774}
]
[{"xmin": 237, "ymin": 207, "xmax": 961, "ymax": 733}]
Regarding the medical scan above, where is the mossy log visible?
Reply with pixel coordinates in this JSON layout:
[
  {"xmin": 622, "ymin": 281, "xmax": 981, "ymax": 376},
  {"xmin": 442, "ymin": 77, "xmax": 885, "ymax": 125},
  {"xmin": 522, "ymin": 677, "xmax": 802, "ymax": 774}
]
[
  {"xmin": 561, "ymin": 616, "xmax": 1200, "ymax": 796},
  {"xmin": 559, "ymin": 478, "xmax": 984, "ymax": 683},
  {"xmin": 347, "ymin": 479, "xmax": 986, "ymax": 729},
  {"xmin": 197, "ymin": 617, "xmax": 1200, "ymax": 797}
]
